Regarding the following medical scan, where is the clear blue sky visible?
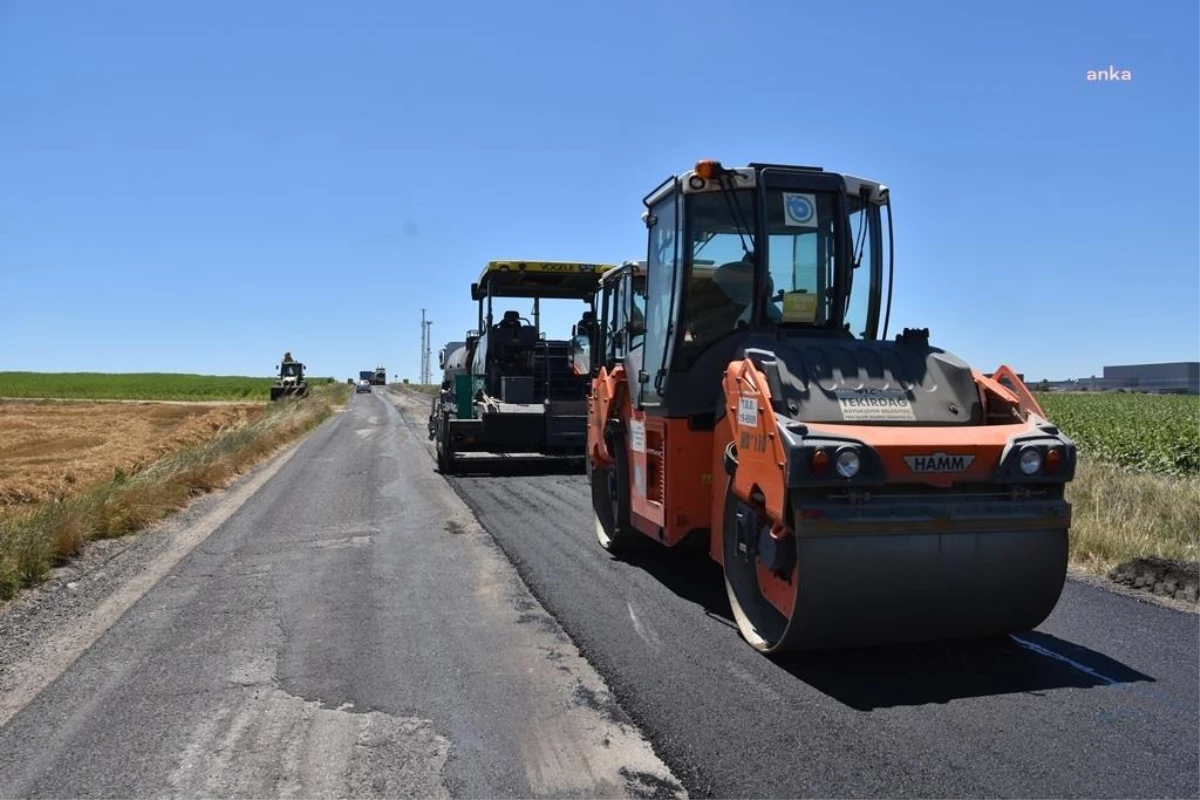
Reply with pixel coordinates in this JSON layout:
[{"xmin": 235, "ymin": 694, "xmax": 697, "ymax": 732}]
[{"xmin": 1, "ymin": 0, "xmax": 1196, "ymax": 382}]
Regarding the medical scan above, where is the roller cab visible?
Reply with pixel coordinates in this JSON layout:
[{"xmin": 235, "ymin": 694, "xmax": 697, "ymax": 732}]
[{"xmin": 587, "ymin": 160, "xmax": 1077, "ymax": 654}]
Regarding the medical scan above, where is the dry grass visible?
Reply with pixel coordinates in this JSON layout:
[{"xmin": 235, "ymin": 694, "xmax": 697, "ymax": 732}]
[
  {"xmin": 1, "ymin": 383, "xmax": 1191, "ymax": 601},
  {"xmin": 0, "ymin": 385, "xmax": 348, "ymax": 601},
  {"xmin": 0, "ymin": 401, "xmax": 265, "ymax": 508},
  {"xmin": 1066, "ymin": 457, "xmax": 1200, "ymax": 576}
]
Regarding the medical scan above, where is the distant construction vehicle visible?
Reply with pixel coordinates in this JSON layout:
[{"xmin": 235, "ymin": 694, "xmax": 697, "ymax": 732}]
[
  {"xmin": 585, "ymin": 160, "xmax": 1078, "ymax": 655},
  {"xmin": 431, "ymin": 260, "xmax": 614, "ymax": 474},
  {"xmin": 372, "ymin": 366, "xmax": 387, "ymax": 386},
  {"xmin": 271, "ymin": 352, "xmax": 309, "ymax": 401}
]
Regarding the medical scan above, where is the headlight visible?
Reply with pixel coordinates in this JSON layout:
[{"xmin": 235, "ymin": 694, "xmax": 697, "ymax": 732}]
[
  {"xmin": 835, "ymin": 448, "xmax": 861, "ymax": 479},
  {"xmin": 1019, "ymin": 447, "xmax": 1042, "ymax": 475}
]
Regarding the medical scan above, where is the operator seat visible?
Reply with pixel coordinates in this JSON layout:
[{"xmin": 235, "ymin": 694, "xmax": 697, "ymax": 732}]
[
  {"xmin": 687, "ymin": 259, "xmax": 752, "ymax": 335},
  {"xmin": 712, "ymin": 260, "xmax": 782, "ymax": 327},
  {"xmin": 493, "ymin": 310, "xmax": 523, "ymax": 344},
  {"xmin": 490, "ymin": 309, "xmax": 536, "ymax": 382}
]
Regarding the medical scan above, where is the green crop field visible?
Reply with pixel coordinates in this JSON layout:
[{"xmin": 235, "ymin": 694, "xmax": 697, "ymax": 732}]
[
  {"xmin": 1035, "ymin": 392, "xmax": 1200, "ymax": 478},
  {"xmin": 0, "ymin": 372, "xmax": 285, "ymax": 402}
]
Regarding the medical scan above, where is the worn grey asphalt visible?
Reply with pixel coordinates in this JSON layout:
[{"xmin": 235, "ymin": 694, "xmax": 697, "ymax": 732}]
[
  {"xmin": 0, "ymin": 390, "xmax": 684, "ymax": 799},
  {"xmin": 394, "ymin": 390, "xmax": 1200, "ymax": 799}
]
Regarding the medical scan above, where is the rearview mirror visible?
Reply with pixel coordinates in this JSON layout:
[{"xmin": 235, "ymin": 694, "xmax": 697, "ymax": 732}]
[{"xmin": 627, "ymin": 318, "xmax": 645, "ymax": 336}]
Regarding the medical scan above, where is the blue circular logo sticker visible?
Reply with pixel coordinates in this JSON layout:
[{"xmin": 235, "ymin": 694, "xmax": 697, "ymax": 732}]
[{"xmin": 785, "ymin": 194, "xmax": 814, "ymax": 225}]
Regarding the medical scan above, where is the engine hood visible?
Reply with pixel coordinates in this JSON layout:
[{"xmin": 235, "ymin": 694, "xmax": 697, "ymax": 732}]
[{"xmin": 734, "ymin": 334, "xmax": 983, "ymax": 427}]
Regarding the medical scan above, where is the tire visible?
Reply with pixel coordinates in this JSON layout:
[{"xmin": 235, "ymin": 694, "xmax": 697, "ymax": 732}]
[
  {"xmin": 437, "ymin": 424, "xmax": 456, "ymax": 475},
  {"xmin": 591, "ymin": 438, "xmax": 643, "ymax": 554}
]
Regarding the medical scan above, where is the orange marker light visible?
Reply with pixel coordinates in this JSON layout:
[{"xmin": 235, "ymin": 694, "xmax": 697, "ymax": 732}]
[
  {"xmin": 811, "ymin": 449, "xmax": 829, "ymax": 476},
  {"xmin": 694, "ymin": 159, "xmax": 723, "ymax": 180},
  {"xmin": 1046, "ymin": 448, "xmax": 1061, "ymax": 473}
]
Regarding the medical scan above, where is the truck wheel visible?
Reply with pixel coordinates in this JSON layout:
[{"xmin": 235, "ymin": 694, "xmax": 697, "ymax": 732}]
[{"xmin": 437, "ymin": 429, "xmax": 455, "ymax": 475}]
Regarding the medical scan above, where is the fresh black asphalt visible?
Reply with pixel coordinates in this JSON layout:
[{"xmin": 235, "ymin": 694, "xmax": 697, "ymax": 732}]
[{"xmin": 405, "ymin": 392, "xmax": 1200, "ymax": 800}]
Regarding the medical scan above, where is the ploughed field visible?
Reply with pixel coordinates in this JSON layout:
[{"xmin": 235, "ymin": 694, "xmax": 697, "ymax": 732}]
[{"xmin": 0, "ymin": 401, "xmax": 265, "ymax": 509}]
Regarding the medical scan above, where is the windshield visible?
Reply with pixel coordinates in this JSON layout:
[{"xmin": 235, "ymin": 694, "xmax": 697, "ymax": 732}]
[
  {"xmin": 680, "ymin": 187, "xmax": 870, "ymax": 356},
  {"xmin": 602, "ymin": 272, "xmax": 647, "ymax": 363},
  {"xmin": 763, "ymin": 188, "xmax": 841, "ymax": 326},
  {"xmin": 680, "ymin": 191, "xmax": 756, "ymax": 354}
]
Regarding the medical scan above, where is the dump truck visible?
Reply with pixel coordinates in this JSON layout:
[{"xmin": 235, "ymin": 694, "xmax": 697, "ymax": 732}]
[
  {"xmin": 586, "ymin": 160, "xmax": 1077, "ymax": 655},
  {"xmin": 271, "ymin": 353, "xmax": 309, "ymax": 401},
  {"xmin": 432, "ymin": 260, "xmax": 615, "ymax": 474}
]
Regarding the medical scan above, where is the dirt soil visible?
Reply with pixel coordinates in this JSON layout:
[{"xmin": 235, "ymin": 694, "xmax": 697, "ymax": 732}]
[
  {"xmin": 1109, "ymin": 557, "xmax": 1200, "ymax": 604},
  {"xmin": 0, "ymin": 401, "xmax": 265, "ymax": 510}
]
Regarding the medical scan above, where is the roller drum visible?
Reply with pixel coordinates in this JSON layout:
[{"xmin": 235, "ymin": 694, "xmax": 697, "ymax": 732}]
[{"xmin": 724, "ymin": 492, "xmax": 1069, "ymax": 653}]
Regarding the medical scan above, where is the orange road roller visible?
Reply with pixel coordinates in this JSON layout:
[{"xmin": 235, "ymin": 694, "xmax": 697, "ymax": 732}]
[{"xmin": 585, "ymin": 160, "xmax": 1076, "ymax": 654}]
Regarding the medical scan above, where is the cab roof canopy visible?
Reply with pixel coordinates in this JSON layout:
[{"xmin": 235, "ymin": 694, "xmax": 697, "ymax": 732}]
[
  {"xmin": 600, "ymin": 259, "xmax": 646, "ymax": 285},
  {"xmin": 471, "ymin": 260, "xmax": 616, "ymax": 301},
  {"xmin": 644, "ymin": 160, "xmax": 889, "ymax": 207}
]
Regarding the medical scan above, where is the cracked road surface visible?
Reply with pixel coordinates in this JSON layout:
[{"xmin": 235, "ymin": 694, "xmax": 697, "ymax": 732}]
[{"xmin": 0, "ymin": 390, "xmax": 684, "ymax": 799}]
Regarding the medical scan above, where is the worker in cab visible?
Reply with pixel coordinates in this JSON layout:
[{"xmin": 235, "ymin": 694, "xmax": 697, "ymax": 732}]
[
  {"xmin": 575, "ymin": 310, "xmax": 597, "ymax": 341},
  {"xmin": 712, "ymin": 258, "xmax": 783, "ymax": 328}
]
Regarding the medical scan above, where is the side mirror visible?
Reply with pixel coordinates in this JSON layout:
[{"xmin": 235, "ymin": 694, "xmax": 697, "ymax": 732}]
[
  {"xmin": 627, "ymin": 318, "xmax": 645, "ymax": 336},
  {"xmin": 570, "ymin": 334, "xmax": 591, "ymax": 376}
]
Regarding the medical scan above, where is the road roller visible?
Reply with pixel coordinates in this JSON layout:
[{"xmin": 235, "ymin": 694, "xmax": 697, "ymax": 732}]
[{"xmin": 585, "ymin": 160, "xmax": 1077, "ymax": 654}]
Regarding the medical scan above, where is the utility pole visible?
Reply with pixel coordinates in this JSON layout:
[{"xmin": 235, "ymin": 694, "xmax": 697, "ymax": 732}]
[
  {"xmin": 419, "ymin": 309, "xmax": 432, "ymax": 385},
  {"xmin": 424, "ymin": 319, "xmax": 433, "ymax": 384}
]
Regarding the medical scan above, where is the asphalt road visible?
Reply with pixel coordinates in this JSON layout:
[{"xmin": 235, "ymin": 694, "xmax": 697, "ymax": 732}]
[
  {"xmin": 394, "ymin": 390, "xmax": 1200, "ymax": 799},
  {"xmin": 0, "ymin": 389, "xmax": 683, "ymax": 799}
]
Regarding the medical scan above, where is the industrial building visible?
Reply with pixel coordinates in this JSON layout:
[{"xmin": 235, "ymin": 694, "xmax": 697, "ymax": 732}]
[
  {"xmin": 1040, "ymin": 362, "xmax": 1200, "ymax": 394},
  {"xmin": 1102, "ymin": 362, "xmax": 1199, "ymax": 394}
]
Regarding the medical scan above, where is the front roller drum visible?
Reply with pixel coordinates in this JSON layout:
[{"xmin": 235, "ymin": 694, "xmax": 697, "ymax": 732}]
[
  {"xmin": 721, "ymin": 480, "xmax": 1069, "ymax": 653},
  {"xmin": 589, "ymin": 441, "xmax": 647, "ymax": 555}
]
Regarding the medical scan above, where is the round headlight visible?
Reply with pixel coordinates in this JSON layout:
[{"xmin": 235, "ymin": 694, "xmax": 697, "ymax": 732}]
[
  {"xmin": 835, "ymin": 449, "xmax": 861, "ymax": 478},
  {"xmin": 1019, "ymin": 447, "xmax": 1042, "ymax": 475}
]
